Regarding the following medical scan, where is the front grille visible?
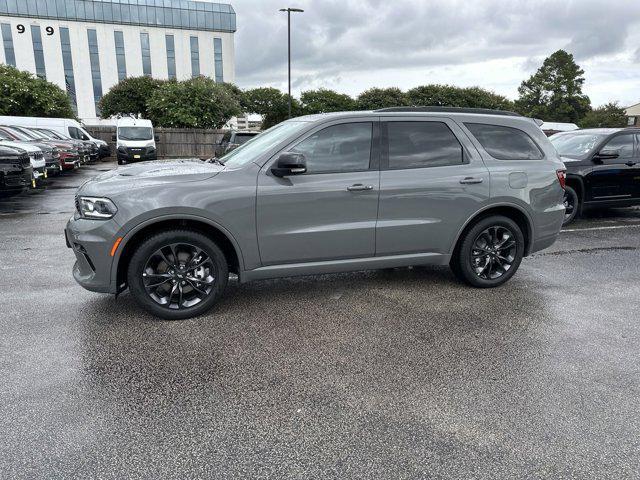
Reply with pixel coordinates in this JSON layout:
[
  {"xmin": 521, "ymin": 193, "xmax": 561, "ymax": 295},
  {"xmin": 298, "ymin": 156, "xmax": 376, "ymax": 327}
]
[
  {"xmin": 19, "ymin": 155, "xmax": 30, "ymax": 168},
  {"xmin": 127, "ymin": 147, "xmax": 145, "ymax": 154},
  {"xmin": 74, "ymin": 195, "xmax": 80, "ymax": 214}
]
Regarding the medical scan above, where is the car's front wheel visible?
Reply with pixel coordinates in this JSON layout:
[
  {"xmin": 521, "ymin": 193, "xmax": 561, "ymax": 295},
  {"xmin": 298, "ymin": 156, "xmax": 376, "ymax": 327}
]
[
  {"xmin": 562, "ymin": 185, "xmax": 579, "ymax": 225},
  {"xmin": 451, "ymin": 215, "xmax": 525, "ymax": 288},
  {"xmin": 127, "ymin": 230, "xmax": 228, "ymax": 320}
]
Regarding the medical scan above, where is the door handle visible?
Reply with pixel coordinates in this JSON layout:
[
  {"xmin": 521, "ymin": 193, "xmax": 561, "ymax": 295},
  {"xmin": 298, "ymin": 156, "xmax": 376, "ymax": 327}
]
[
  {"xmin": 347, "ymin": 184, "xmax": 374, "ymax": 191},
  {"xmin": 625, "ymin": 161, "xmax": 636, "ymax": 167},
  {"xmin": 459, "ymin": 177, "xmax": 484, "ymax": 185}
]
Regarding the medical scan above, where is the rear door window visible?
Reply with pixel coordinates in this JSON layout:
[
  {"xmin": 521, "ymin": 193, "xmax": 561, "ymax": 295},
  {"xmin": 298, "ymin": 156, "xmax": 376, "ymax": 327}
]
[
  {"xmin": 386, "ymin": 121, "xmax": 463, "ymax": 169},
  {"xmin": 465, "ymin": 123, "xmax": 543, "ymax": 160}
]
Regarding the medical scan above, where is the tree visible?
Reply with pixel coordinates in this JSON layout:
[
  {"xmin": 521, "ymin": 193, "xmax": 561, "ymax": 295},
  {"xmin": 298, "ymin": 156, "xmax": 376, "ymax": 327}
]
[
  {"xmin": 515, "ymin": 50, "xmax": 591, "ymax": 122},
  {"xmin": 406, "ymin": 84, "xmax": 514, "ymax": 110},
  {"xmin": 0, "ymin": 65, "xmax": 75, "ymax": 118},
  {"xmin": 146, "ymin": 77, "xmax": 241, "ymax": 128},
  {"xmin": 356, "ymin": 87, "xmax": 409, "ymax": 110},
  {"xmin": 242, "ymin": 87, "xmax": 301, "ymax": 129},
  {"xmin": 98, "ymin": 76, "xmax": 165, "ymax": 119},
  {"xmin": 579, "ymin": 103, "xmax": 628, "ymax": 128},
  {"xmin": 300, "ymin": 88, "xmax": 356, "ymax": 114}
]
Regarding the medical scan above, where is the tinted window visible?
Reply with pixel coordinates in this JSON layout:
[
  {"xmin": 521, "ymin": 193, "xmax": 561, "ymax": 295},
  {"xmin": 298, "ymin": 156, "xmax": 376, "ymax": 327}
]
[
  {"xmin": 291, "ymin": 123, "xmax": 372, "ymax": 174},
  {"xmin": 235, "ymin": 133, "xmax": 256, "ymax": 145},
  {"xmin": 601, "ymin": 134, "xmax": 634, "ymax": 159},
  {"xmin": 387, "ymin": 122, "xmax": 462, "ymax": 169},
  {"xmin": 466, "ymin": 123, "xmax": 543, "ymax": 160}
]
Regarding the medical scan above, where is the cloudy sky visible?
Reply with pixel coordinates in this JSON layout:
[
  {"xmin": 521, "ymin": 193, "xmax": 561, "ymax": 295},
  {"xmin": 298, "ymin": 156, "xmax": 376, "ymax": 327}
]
[{"xmin": 232, "ymin": 0, "xmax": 640, "ymax": 107}]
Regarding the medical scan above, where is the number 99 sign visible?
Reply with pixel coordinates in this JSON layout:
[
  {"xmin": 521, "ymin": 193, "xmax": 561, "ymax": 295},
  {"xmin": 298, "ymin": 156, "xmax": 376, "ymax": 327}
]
[{"xmin": 16, "ymin": 24, "xmax": 55, "ymax": 35}]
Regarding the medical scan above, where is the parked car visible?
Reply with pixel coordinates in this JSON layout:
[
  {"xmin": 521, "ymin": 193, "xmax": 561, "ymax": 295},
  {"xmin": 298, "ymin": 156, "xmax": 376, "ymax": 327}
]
[
  {"xmin": 0, "ymin": 125, "xmax": 67, "ymax": 170},
  {"xmin": 0, "ymin": 144, "xmax": 33, "ymax": 196},
  {"xmin": 219, "ymin": 130, "xmax": 261, "ymax": 154},
  {"xmin": 113, "ymin": 117, "xmax": 157, "ymax": 165},
  {"xmin": 30, "ymin": 127, "xmax": 92, "ymax": 165},
  {"xmin": 66, "ymin": 107, "xmax": 566, "ymax": 319},
  {"xmin": 549, "ymin": 128, "xmax": 640, "ymax": 224},
  {"xmin": 0, "ymin": 129, "xmax": 47, "ymax": 183},
  {"xmin": 0, "ymin": 115, "xmax": 110, "ymax": 159},
  {"xmin": 10, "ymin": 125, "xmax": 86, "ymax": 167}
]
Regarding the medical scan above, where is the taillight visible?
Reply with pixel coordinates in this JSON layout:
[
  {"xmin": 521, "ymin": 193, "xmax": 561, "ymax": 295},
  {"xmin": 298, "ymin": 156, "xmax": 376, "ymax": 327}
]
[{"xmin": 556, "ymin": 169, "xmax": 566, "ymax": 189}]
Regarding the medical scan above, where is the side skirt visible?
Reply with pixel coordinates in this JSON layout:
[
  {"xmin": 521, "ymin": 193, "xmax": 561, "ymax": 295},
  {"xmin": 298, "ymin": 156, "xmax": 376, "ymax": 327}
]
[{"xmin": 240, "ymin": 252, "xmax": 450, "ymax": 283}]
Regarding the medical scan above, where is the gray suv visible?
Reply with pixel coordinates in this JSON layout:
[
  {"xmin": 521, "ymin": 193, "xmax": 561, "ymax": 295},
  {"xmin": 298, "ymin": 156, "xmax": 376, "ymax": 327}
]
[{"xmin": 66, "ymin": 108, "xmax": 566, "ymax": 319}]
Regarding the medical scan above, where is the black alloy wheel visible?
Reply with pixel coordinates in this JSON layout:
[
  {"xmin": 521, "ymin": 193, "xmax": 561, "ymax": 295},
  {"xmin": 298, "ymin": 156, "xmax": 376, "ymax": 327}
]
[
  {"xmin": 143, "ymin": 243, "xmax": 216, "ymax": 310},
  {"xmin": 451, "ymin": 215, "xmax": 524, "ymax": 288},
  {"xmin": 128, "ymin": 230, "xmax": 228, "ymax": 320},
  {"xmin": 562, "ymin": 185, "xmax": 579, "ymax": 225},
  {"xmin": 470, "ymin": 226, "xmax": 517, "ymax": 280}
]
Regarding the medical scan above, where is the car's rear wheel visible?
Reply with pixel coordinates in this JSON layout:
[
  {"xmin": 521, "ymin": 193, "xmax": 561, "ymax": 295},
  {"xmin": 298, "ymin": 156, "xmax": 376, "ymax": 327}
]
[
  {"xmin": 451, "ymin": 215, "xmax": 524, "ymax": 288},
  {"xmin": 562, "ymin": 185, "xmax": 579, "ymax": 225},
  {"xmin": 127, "ymin": 230, "xmax": 228, "ymax": 320}
]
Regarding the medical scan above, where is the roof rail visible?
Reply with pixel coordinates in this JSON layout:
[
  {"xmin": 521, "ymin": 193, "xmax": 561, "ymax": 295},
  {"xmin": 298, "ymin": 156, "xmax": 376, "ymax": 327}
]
[{"xmin": 374, "ymin": 106, "xmax": 522, "ymax": 117}]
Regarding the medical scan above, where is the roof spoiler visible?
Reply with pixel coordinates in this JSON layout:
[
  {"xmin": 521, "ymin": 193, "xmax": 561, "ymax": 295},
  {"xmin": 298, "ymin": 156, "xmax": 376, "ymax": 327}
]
[{"xmin": 533, "ymin": 118, "xmax": 544, "ymax": 127}]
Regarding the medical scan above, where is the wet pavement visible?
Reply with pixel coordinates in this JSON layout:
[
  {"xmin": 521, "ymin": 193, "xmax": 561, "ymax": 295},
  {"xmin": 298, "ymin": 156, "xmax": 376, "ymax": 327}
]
[{"xmin": 1, "ymin": 160, "xmax": 639, "ymax": 479}]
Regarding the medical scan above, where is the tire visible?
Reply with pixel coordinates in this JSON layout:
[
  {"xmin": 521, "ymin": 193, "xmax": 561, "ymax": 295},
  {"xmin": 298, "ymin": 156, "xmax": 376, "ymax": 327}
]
[
  {"xmin": 117, "ymin": 159, "xmax": 124, "ymax": 165},
  {"xmin": 562, "ymin": 185, "xmax": 579, "ymax": 226},
  {"xmin": 127, "ymin": 229, "xmax": 228, "ymax": 320},
  {"xmin": 451, "ymin": 215, "xmax": 525, "ymax": 288}
]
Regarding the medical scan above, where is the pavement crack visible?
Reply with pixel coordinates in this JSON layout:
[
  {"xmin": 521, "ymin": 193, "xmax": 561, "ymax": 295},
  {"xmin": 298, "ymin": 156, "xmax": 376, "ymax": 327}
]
[{"xmin": 533, "ymin": 246, "xmax": 638, "ymax": 257}]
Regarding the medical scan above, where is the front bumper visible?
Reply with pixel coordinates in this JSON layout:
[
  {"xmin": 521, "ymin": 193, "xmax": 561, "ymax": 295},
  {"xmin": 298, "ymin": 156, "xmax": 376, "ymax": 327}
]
[
  {"xmin": 60, "ymin": 153, "xmax": 80, "ymax": 170},
  {"xmin": 117, "ymin": 148, "xmax": 157, "ymax": 163},
  {"xmin": 1, "ymin": 167, "xmax": 32, "ymax": 192},
  {"xmin": 66, "ymin": 214, "xmax": 122, "ymax": 294}
]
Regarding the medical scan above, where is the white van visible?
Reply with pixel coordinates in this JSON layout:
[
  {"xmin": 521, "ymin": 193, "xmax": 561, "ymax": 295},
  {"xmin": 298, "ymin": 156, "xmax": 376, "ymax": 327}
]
[
  {"xmin": 114, "ymin": 117, "xmax": 157, "ymax": 165},
  {"xmin": 0, "ymin": 115, "xmax": 110, "ymax": 158}
]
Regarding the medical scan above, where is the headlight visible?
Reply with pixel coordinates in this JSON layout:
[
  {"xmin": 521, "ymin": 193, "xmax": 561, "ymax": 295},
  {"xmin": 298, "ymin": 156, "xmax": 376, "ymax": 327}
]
[{"xmin": 78, "ymin": 196, "xmax": 117, "ymax": 219}]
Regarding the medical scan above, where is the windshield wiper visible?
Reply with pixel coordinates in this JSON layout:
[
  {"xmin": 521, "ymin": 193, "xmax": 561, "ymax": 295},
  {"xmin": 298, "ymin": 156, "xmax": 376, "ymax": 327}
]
[{"xmin": 210, "ymin": 158, "xmax": 225, "ymax": 166}]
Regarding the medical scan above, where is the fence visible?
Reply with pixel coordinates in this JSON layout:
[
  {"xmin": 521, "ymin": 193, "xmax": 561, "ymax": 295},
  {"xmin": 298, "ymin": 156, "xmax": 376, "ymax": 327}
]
[{"xmin": 85, "ymin": 126, "xmax": 227, "ymax": 159}]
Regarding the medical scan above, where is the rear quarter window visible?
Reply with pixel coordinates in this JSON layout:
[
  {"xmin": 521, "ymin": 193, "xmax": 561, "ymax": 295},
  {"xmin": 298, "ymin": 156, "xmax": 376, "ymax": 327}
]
[{"xmin": 465, "ymin": 123, "xmax": 544, "ymax": 160}]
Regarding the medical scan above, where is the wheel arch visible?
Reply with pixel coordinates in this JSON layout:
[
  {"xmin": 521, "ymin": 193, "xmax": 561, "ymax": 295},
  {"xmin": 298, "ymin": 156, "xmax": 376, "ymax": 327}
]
[
  {"xmin": 565, "ymin": 174, "xmax": 585, "ymax": 204},
  {"xmin": 111, "ymin": 215, "xmax": 244, "ymax": 293},
  {"xmin": 450, "ymin": 203, "xmax": 534, "ymax": 258}
]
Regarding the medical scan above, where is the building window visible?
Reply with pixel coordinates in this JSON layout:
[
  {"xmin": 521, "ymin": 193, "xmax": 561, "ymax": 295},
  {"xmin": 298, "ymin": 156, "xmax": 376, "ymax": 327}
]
[
  {"xmin": 189, "ymin": 36, "xmax": 199, "ymax": 77},
  {"xmin": 213, "ymin": 37, "xmax": 223, "ymax": 82},
  {"xmin": 114, "ymin": 31, "xmax": 127, "ymax": 81},
  {"xmin": 59, "ymin": 27, "xmax": 77, "ymax": 114},
  {"xmin": 31, "ymin": 25, "xmax": 46, "ymax": 79},
  {"xmin": 87, "ymin": 29, "xmax": 103, "ymax": 116},
  {"xmin": 0, "ymin": 1, "xmax": 237, "ymax": 33},
  {"xmin": 165, "ymin": 34, "xmax": 176, "ymax": 80},
  {"xmin": 1, "ymin": 23, "xmax": 16, "ymax": 67},
  {"xmin": 140, "ymin": 32, "xmax": 151, "ymax": 76}
]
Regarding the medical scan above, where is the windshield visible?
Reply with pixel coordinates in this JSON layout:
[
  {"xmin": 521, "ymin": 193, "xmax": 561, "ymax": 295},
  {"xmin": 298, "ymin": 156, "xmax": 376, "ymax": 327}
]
[
  {"xmin": 3, "ymin": 127, "xmax": 32, "ymax": 142},
  {"xmin": 220, "ymin": 121, "xmax": 308, "ymax": 167},
  {"xmin": 118, "ymin": 126, "xmax": 153, "ymax": 141},
  {"xmin": 550, "ymin": 132, "xmax": 608, "ymax": 158}
]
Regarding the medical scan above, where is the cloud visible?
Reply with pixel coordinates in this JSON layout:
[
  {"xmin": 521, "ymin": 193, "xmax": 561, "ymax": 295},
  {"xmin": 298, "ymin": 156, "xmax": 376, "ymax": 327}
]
[{"xmin": 231, "ymin": 0, "xmax": 640, "ymax": 105}]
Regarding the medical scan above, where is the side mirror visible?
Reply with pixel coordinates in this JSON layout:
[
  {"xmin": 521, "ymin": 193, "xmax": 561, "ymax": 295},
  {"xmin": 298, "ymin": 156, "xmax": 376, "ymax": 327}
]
[
  {"xmin": 271, "ymin": 152, "xmax": 307, "ymax": 177},
  {"xmin": 111, "ymin": 134, "xmax": 116, "ymax": 141},
  {"xmin": 154, "ymin": 134, "xmax": 159, "ymax": 141},
  {"xmin": 594, "ymin": 149, "xmax": 619, "ymax": 161}
]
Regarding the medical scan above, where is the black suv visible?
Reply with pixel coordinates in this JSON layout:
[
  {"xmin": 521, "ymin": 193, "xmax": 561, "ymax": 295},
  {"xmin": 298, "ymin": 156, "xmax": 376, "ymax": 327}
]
[
  {"xmin": 219, "ymin": 130, "xmax": 260, "ymax": 155},
  {"xmin": 550, "ymin": 128, "xmax": 640, "ymax": 224},
  {"xmin": 0, "ymin": 144, "xmax": 32, "ymax": 196}
]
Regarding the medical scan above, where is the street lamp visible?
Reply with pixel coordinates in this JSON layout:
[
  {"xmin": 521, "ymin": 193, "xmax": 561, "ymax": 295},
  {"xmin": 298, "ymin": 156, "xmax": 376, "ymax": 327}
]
[{"xmin": 279, "ymin": 7, "xmax": 304, "ymax": 118}]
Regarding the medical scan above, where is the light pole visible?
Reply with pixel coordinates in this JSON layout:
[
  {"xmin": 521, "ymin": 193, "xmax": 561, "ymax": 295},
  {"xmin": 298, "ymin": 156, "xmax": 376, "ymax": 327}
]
[{"xmin": 279, "ymin": 7, "xmax": 304, "ymax": 118}]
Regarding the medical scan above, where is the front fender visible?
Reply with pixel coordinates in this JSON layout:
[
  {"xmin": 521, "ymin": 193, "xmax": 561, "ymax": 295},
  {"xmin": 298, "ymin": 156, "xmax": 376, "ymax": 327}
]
[{"xmin": 108, "ymin": 212, "xmax": 247, "ymax": 291}]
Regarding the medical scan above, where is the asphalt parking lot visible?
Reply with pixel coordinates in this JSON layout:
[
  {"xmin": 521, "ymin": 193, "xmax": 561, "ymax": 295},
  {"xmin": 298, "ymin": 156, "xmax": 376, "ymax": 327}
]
[{"xmin": 1, "ymin": 160, "xmax": 639, "ymax": 479}]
